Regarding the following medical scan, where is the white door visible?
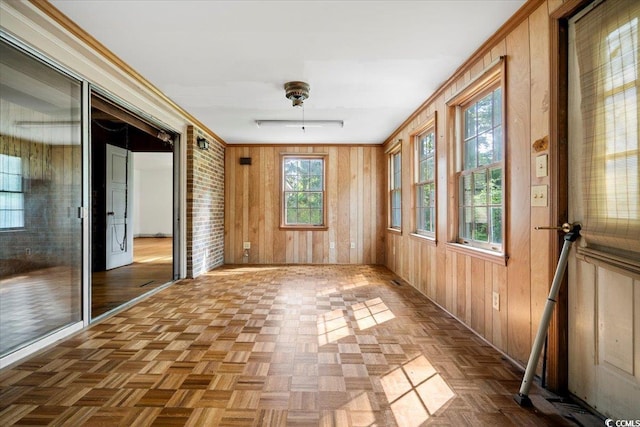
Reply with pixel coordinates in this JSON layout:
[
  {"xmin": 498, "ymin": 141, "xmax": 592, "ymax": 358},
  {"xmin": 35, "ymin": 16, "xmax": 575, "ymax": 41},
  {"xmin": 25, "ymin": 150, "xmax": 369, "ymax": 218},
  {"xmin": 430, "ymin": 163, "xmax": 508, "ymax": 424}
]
[
  {"xmin": 567, "ymin": 0, "xmax": 640, "ymax": 419},
  {"xmin": 106, "ymin": 144, "xmax": 133, "ymax": 269}
]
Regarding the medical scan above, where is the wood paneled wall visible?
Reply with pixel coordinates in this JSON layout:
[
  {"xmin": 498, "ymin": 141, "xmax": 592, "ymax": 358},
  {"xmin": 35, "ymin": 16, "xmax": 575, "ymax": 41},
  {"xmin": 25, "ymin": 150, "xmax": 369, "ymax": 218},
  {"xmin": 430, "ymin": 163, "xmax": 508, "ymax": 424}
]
[
  {"xmin": 225, "ymin": 145, "xmax": 385, "ymax": 265},
  {"xmin": 0, "ymin": 99, "xmax": 82, "ymax": 270},
  {"xmin": 383, "ymin": 0, "xmax": 565, "ymax": 370}
]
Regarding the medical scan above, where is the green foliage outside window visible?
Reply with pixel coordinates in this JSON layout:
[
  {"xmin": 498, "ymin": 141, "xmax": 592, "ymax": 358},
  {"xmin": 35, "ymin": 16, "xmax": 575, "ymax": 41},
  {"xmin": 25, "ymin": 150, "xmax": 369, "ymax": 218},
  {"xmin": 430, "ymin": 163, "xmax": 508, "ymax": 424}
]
[
  {"xmin": 283, "ymin": 157, "xmax": 324, "ymax": 226},
  {"xmin": 459, "ymin": 88, "xmax": 503, "ymax": 249},
  {"xmin": 416, "ymin": 130, "xmax": 435, "ymax": 235}
]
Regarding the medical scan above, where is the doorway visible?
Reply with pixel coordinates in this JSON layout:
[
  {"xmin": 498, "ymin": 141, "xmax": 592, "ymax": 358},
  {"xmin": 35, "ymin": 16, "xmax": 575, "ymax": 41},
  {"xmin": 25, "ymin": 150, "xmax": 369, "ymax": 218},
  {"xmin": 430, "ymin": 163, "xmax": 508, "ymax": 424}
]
[
  {"xmin": 565, "ymin": 0, "xmax": 640, "ymax": 419},
  {"xmin": 90, "ymin": 93, "xmax": 178, "ymax": 318}
]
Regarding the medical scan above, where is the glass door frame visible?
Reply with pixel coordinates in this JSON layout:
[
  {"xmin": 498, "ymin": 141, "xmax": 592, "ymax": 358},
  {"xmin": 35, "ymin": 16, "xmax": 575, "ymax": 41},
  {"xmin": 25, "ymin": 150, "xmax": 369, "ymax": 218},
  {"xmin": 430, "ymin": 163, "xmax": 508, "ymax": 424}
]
[
  {"xmin": 0, "ymin": 30, "xmax": 182, "ymax": 368},
  {"xmin": 87, "ymin": 85, "xmax": 181, "ymax": 321},
  {"xmin": 0, "ymin": 30, "xmax": 89, "ymax": 369}
]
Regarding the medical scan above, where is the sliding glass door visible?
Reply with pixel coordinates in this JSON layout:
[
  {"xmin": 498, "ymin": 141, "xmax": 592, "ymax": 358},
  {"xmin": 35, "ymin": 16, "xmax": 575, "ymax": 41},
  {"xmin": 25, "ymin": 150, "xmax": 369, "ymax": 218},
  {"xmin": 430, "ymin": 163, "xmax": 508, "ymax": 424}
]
[{"xmin": 0, "ymin": 39, "xmax": 83, "ymax": 357}]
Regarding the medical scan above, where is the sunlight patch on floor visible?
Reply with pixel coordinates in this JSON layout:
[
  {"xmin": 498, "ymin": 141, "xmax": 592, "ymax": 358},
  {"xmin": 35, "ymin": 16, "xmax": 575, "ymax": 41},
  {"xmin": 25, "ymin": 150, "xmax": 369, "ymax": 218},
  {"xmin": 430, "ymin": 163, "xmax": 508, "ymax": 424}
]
[
  {"xmin": 382, "ymin": 355, "xmax": 455, "ymax": 427},
  {"xmin": 317, "ymin": 309, "xmax": 351, "ymax": 345},
  {"xmin": 353, "ymin": 298, "xmax": 395, "ymax": 330}
]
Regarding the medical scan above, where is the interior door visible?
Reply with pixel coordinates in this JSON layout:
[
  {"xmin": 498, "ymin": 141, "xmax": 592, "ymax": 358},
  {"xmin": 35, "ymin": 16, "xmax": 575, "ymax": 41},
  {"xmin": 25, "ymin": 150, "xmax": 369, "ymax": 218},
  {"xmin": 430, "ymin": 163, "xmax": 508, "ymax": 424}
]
[
  {"xmin": 106, "ymin": 143, "xmax": 133, "ymax": 269},
  {"xmin": 567, "ymin": 0, "xmax": 640, "ymax": 419}
]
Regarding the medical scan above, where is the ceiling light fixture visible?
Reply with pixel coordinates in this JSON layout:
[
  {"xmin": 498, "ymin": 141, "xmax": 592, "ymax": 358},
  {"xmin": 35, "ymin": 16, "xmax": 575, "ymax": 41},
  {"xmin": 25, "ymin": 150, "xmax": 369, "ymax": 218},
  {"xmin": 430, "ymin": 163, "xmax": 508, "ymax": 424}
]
[
  {"xmin": 284, "ymin": 81, "xmax": 310, "ymax": 107},
  {"xmin": 255, "ymin": 120, "xmax": 344, "ymax": 128}
]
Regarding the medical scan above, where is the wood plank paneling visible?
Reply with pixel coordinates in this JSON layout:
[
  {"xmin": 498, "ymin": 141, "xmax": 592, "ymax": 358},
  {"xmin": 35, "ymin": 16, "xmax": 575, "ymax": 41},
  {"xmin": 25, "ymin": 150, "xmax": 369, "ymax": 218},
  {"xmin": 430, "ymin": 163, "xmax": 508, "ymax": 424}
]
[
  {"xmin": 224, "ymin": 145, "xmax": 385, "ymax": 265},
  {"xmin": 263, "ymin": 147, "xmax": 275, "ymax": 263},
  {"xmin": 349, "ymin": 147, "xmax": 358, "ymax": 262},
  {"xmin": 494, "ymin": 264, "xmax": 509, "ymax": 349},
  {"xmin": 248, "ymin": 147, "xmax": 260, "ymax": 263},
  {"xmin": 337, "ymin": 147, "xmax": 351, "ymax": 264},
  {"xmin": 382, "ymin": 1, "xmax": 562, "ymax": 373},
  {"xmin": 471, "ymin": 258, "xmax": 485, "ymax": 334},
  {"xmin": 484, "ymin": 261, "xmax": 494, "ymax": 341},
  {"xmin": 506, "ymin": 18, "xmax": 532, "ymax": 364},
  {"xmin": 363, "ymin": 149, "xmax": 372, "ymax": 263},
  {"xmin": 224, "ymin": 146, "xmax": 235, "ymax": 262},
  {"xmin": 529, "ymin": 2, "xmax": 553, "ymax": 376},
  {"xmin": 327, "ymin": 147, "xmax": 338, "ymax": 264},
  {"xmin": 273, "ymin": 148, "xmax": 286, "ymax": 264}
]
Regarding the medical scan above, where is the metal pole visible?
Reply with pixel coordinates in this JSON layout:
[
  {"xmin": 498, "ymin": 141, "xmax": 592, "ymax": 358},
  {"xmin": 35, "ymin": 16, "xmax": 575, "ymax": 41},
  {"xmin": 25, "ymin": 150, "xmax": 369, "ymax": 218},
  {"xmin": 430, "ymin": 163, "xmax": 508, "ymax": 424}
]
[{"xmin": 514, "ymin": 225, "xmax": 580, "ymax": 406}]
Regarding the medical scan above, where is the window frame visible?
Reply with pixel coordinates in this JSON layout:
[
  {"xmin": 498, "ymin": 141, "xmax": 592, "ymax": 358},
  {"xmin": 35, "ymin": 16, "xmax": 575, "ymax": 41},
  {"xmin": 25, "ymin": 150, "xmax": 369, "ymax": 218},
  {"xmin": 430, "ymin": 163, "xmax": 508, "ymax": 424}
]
[
  {"xmin": 388, "ymin": 147, "xmax": 402, "ymax": 231},
  {"xmin": 0, "ymin": 154, "xmax": 25, "ymax": 230},
  {"xmin": 596, "ymin": 17, "xmax": 640, "ymax": 232},
  {"xmin": 568, "ymin": 3, "xmax": 640, "ymax": 268},
  {"xmin": 412, "ymin": 117, "xmax": 437, "ymax": 239},
  {"xmin": 447, "ymin": 61, "xmax": 506, "ymax": 258},
  {"xmin": 280, "ymin": 154, "xmax": 328, "ymax": 230}
]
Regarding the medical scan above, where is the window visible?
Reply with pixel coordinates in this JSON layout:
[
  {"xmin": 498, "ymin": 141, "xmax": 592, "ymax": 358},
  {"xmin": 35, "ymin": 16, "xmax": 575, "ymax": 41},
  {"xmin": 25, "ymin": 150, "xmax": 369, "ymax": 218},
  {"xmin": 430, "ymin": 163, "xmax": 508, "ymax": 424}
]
[
  {"xmin": 571, "ymin": 0, "xmax": 640, "ymax": 263},
  {"xmin": 389, "ymin": 150, "xmax": 402, "ymax": 229},
  {"xmin": 414, "ymin": 128, "xmax": 436, "ymax": 236},
  {"xmin": 601, "ymin": 19, "xmax": 638, "ymax": 223},
  {"xmin": 282, "ymin": 155, "xmax": 325, "ymax": 227},
  {"xmin": 458, "ymin": 86, "xmax": 503, "ymax": 251},
  {"xmin": 0, "ymin": 154, "xmax": 24, "ymax": 229}
]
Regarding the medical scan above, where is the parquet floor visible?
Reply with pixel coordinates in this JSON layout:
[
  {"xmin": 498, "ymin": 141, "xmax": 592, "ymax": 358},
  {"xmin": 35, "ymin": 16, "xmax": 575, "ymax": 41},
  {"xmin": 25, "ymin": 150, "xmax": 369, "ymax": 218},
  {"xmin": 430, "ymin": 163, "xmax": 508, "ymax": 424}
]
[
  {"xmin": 0, "ymin": 265, "xmax": 571, "ymax": 426},
  {"xmin": 92, "ymin": 237, "xmax": 173, "ymax": 318},
  {"xmin": 0, "ymin": 266, "xmax": 80, "ymax": 357}
]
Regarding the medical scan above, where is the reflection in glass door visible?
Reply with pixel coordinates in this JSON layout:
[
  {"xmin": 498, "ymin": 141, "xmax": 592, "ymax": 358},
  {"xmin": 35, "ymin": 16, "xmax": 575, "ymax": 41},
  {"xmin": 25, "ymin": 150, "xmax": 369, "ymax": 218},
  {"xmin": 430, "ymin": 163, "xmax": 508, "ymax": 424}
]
[{"xmin": 0, "ymin": 39, "xmax": 83, "ymax": 357}]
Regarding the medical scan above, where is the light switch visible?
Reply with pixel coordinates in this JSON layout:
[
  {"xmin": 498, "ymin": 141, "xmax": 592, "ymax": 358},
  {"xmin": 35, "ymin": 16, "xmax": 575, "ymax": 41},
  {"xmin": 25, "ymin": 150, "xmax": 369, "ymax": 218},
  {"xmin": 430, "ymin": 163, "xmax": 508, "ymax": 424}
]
[
  {"xmin": 531, "ymin": 185, "xmax": 548, "ymax": 207},
  {"xmin": 535, "ymin": 154, "xmax": 548, "ymax": 178},
  {"xmin": 243, "ymin": 242, "xmax": 251, "ymax": 249}
]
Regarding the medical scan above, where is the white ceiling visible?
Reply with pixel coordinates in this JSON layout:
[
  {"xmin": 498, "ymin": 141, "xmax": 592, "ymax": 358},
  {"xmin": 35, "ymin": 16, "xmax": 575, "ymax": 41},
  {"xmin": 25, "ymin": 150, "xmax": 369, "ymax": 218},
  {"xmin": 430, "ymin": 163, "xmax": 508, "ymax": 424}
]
[{"xmin": 50, "ymin": 0, "xmax": 526, "ymax": 145}]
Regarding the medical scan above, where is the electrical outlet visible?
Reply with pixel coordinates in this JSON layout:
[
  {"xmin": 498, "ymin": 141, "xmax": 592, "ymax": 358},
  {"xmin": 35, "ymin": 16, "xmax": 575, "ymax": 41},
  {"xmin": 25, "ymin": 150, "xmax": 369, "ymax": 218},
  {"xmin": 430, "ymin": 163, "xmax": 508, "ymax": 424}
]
[
  {"xmin": 25, "ymin": 248, "xmax": 31, "ymax": 256},
  {"xmin": 243, "ymin": 242, "xmax": 251, "ymax": 249},
  {"xmin": 329, "ymin": 242, "xmax": 335, "ymax": 249},
  {"xmin": 350, "ymin": 242, "xmax": 356, "ymax": 249},
  {"xmin": 492, "ymin": 292, "xmax": 500, "ymax": 311}
]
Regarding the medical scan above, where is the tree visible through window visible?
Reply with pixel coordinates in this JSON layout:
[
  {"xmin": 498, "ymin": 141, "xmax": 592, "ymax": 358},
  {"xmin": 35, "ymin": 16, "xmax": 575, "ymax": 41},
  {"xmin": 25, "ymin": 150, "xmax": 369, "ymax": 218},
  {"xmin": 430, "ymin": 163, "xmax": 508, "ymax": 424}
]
[
  {"xmin": 0, "ymin": 154, "xmax": 25, "ymax": 229},
  {"xmin": 459, "ymin": 87, "xmax": 503, "ymax": 250},
  {"xmin": 415, "ymin": 129, "xmax": 435, "ymax": 236},
  {"xmin": 390, "ymin": 151, "xmax": 402, "ymax": 229},
  {"xmin": 282, "ymin": 156, "xmax": 325, "ymax": 227}
]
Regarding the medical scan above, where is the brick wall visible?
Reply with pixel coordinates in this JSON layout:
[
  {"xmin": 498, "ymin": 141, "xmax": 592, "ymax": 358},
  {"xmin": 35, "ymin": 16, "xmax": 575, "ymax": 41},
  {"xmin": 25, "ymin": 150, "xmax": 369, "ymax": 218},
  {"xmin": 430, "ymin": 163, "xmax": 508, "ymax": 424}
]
[{"xmin": 186, "ymin": 126, "xmax": 225, "ymax": 277}]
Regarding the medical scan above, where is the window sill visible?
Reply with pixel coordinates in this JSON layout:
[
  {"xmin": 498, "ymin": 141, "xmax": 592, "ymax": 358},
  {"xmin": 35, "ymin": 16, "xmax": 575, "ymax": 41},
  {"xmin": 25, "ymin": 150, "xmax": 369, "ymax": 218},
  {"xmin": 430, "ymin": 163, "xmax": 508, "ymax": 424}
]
[
  {"xmin": 279, "ymin": 225, "xmax": 328, "ymax": 231},
  {"xmin": 387, "ymin": 228, "xmax": 402, "ymax": 235},
  {"xmin": 445, "ymin": 242, "xmax": 508, "ymax": 266},
  {"xmin": 410, "ymin": 233, "xmax": 437, "ymax": 246},
  {"xmin": 0, "ymin": 227, "xmax": 26, "ymax": 233}
]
